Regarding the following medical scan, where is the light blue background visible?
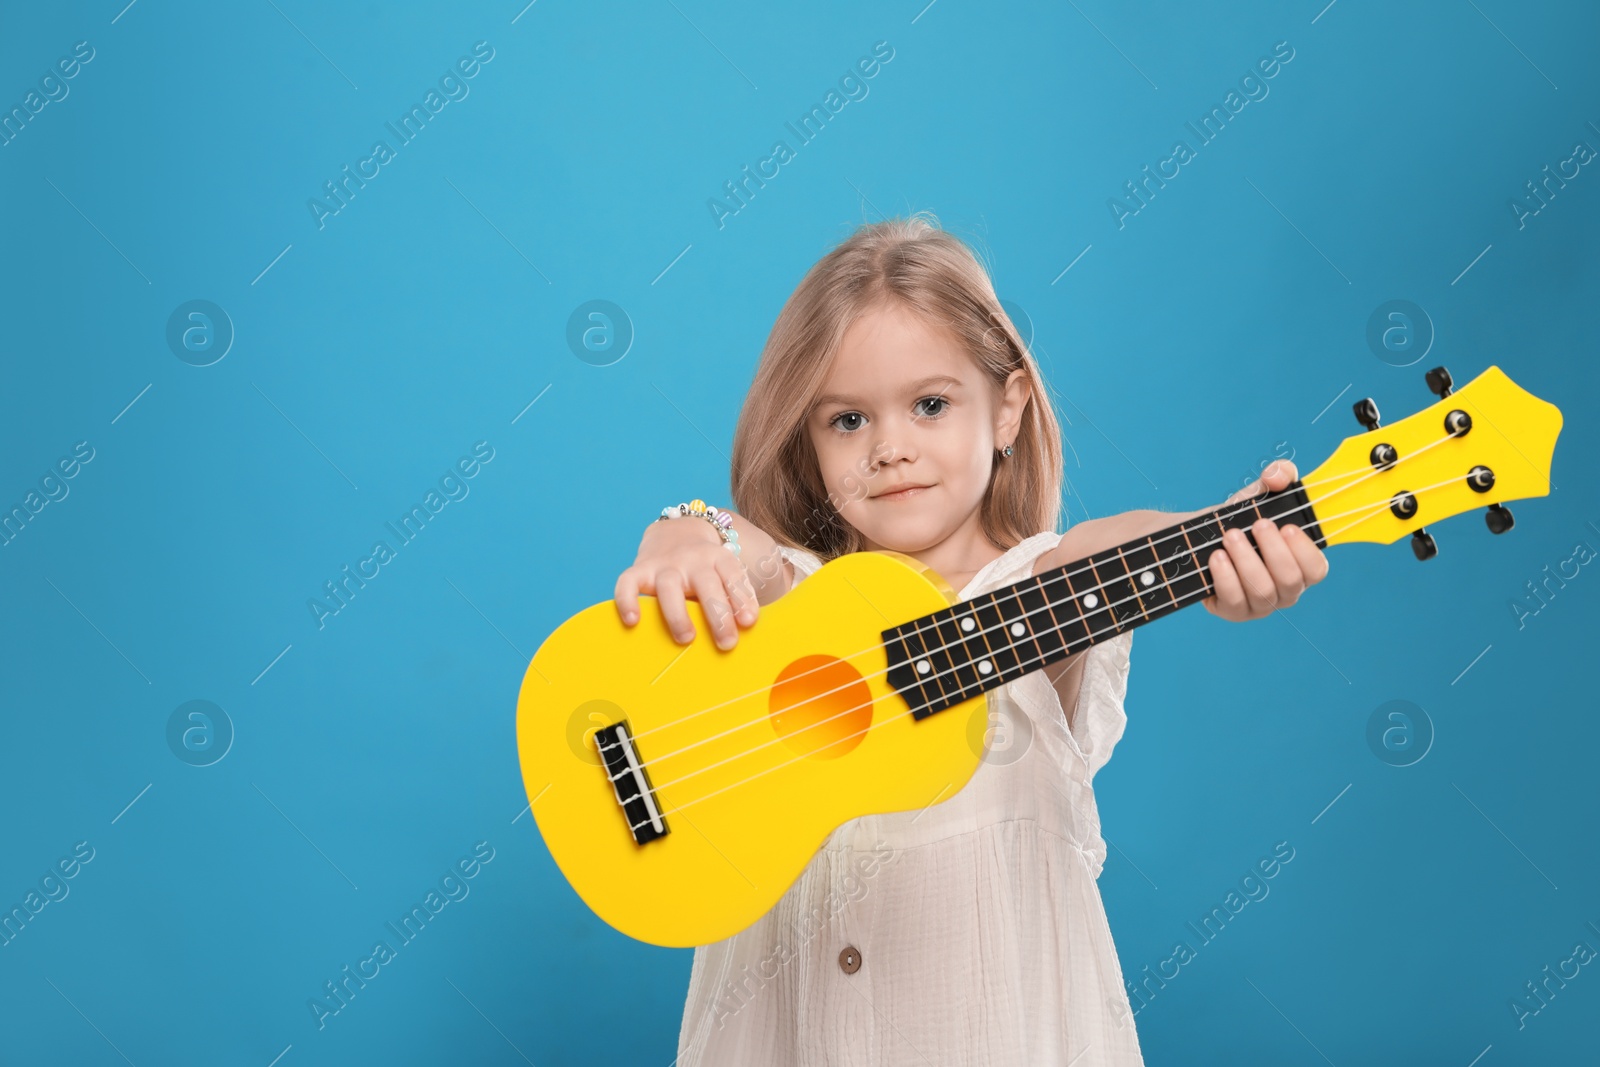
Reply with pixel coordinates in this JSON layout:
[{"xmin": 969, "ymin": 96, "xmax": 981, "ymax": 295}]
[{"xmin": 1, "ymin": 1, "xmax": 1595, "ymax": 1063}]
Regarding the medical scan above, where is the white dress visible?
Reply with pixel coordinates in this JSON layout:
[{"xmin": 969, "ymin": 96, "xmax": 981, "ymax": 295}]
[{"xmin": 676, "ymin": 531, "xmax": 1145, "ymax": 1066}]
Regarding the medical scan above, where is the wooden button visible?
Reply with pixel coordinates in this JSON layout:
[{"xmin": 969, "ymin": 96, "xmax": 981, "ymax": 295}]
[{"xmin": 838, "ymin": 946, "xmax": 861, "ymax": 974}]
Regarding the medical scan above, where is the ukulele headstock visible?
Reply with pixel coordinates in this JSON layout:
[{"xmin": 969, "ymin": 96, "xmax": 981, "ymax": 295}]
[{"xmin": 1301, "ymin": 366, "xmax": 1563, "ymax": 551}]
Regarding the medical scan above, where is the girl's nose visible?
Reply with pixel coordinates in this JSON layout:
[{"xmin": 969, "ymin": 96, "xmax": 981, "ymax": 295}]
[{"xmin": 870, "ymin": 436, "xmax": 913, "ymax": 467}]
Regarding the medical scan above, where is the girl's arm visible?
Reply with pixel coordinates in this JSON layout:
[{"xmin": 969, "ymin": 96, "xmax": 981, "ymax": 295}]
[
  {"xmin": 614, "ymin": 509, "xmax": 796, "ymax": 651},
  {"xmin": 1037, "ymin": 459, "xmax": 1327, "ymax": 621},
  {"xmin": 1031, "ymin": 460, "xmax": 1329, "ymax": 717},
  {"xmin": 726, "ymin": 512, "xmax": 799, "ymax": 607}
]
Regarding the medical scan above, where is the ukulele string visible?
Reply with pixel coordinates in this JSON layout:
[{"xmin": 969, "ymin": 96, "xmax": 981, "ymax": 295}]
[
  {"xmin": 638, "ymin": 454, "xmax": 1457, "ymax": 782},
  {"xmin": 626, "ymin": 430, "xmax": 1457, "ymax": 750},
  {"xmin": 648, "ymin": 487, "xmax": 1438, "ymax": 820},
  {"xmin": 641, "ymin": 473, "xmax": 1463, "ymax": 803},
  {"xmin": 628, "ymin": 432, "xmax": 1463, "ymax": 769},
  {"xmin": 866, "ymin": 423, "xmax": 1462, "ymax": 665}
]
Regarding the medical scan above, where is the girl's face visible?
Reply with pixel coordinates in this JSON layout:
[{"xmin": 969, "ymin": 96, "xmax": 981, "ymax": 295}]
[{"xmin": 805, "ymin": 302, "xmax": 1029, "ymax": 557}]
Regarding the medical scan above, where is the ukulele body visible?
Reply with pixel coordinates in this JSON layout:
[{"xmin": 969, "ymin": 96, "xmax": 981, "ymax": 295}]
[{"xmin": 515, "ymin": 549, "xmax": 987, "ymax": 948}]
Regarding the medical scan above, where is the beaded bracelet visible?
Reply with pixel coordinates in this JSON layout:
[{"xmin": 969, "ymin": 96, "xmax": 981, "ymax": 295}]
[{"xmin": 656, "ymin": 499, "xmax": 741, "ymax": 557}]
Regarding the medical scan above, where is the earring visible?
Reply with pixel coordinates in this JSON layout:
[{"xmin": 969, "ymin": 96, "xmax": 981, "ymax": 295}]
[{"xmin": 1000, "ymin": 444, "xmax": 1014, "ymax": 458}]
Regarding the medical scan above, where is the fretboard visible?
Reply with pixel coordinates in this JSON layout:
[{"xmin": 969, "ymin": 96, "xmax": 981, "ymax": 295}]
[{"xmin": 882, "ymin": 480, "xmax": 1326, "ymax": 719}]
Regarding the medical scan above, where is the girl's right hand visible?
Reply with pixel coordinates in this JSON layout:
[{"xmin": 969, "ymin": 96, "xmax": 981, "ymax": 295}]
[{"xmin": 614, "ymin": 516, "xmax": 761, "ymax": 650}]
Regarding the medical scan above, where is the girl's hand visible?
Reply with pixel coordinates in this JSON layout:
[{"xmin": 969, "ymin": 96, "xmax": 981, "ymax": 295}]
[
  {"xmin": 1203, "ymin": 459, "xmax": 1330, "ymax": 622},
  {"xmin": 614, "ymin": 517, "xmax": 761, "ymax": 650}
]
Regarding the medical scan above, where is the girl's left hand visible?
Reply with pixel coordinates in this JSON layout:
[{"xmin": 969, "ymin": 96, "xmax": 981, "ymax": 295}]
[{"xmin": 1203, "ymin": 459, "xmax": 1330, "ymax": 622}]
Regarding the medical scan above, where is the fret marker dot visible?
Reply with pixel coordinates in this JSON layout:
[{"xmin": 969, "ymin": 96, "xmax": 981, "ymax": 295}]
[
  {"xmin": 1083, "ymin": 593, "xmax": 1099, "ymax": 609},
  {"xmin": 916, "ymin": 659, "xmax": 930, "ymax": 675},
  {"xmin": 1139, "ymin": 570, "xmax": 1155, "ymax": 587},
  {"xmin": 1010, "ymin": 622, "xmax": 1025, "ymax": 637},
  {"xmin": 960, "ymin": 616, "xmax": 975, "ymax": 632},
  {"xmin": 977, "ymin": 659, "xmax": 993, "ymax": 675}
]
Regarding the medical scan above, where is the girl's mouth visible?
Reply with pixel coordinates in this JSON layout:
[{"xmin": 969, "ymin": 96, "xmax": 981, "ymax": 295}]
[{"xmin": 873, "ymin": 483, "xmax": 932, "ymax": 501}]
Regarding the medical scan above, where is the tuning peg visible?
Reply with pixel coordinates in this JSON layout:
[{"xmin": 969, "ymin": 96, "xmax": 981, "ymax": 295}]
[
  {"xmin": 1353, "ymin": 397, "xmax": 1381, "ymax": 431},
  {"xmin": 1485, "ymin": 503, "xmax": 1515, "ymax": 534},
  {"xmin": 1411, "ymin": 528, "xmax": 1438, "ymax": 560},
  {"xmin": 1426, "ymin": 366, "xmax": 1453, "ymax": 398}
]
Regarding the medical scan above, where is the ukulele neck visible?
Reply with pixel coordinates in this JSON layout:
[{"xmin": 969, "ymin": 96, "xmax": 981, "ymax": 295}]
[{"xmin": 883, "ymin": 480, "xmax": 1327, "ymax": 719}]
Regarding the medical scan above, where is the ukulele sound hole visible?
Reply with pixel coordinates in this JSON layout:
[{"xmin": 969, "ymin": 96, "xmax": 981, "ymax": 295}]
[{"xmin": 769, "ymin": 655, "xmax": 873, "ymax": 760}]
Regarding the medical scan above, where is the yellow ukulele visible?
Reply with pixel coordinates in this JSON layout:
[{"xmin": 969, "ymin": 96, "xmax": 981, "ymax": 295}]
[{"xmin": 515, "ymin": 365, "xmax": 1561, "ymax": 948}]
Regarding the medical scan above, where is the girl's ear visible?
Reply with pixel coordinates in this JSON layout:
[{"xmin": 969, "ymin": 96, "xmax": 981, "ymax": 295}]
[{"xmin": 995, "ymin": 368, "xmax": 1030, "ymax": 446}]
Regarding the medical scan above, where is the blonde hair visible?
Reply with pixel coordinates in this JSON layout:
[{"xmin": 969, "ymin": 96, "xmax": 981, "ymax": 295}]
[{"xmin": 729, "ymin": 212, "xmax": 1064, "ymax": 561}]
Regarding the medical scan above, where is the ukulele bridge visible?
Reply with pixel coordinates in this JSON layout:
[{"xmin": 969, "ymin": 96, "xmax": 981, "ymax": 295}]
[{"xmin": 593, "ymin": 721, "xmax": 670, "ymax": 845}]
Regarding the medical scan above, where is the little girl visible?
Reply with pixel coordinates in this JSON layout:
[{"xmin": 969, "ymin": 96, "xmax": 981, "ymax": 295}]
[{"xmin": 613, "ymin": 214, "xmax": 1328, "ymax": 1065}]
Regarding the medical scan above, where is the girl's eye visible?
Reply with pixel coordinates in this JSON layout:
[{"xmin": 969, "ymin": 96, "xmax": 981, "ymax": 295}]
[
  {"xmin": 915, "ymin": 396, "xmax": 949, "ymax": 418},
  {"xmin": 830, "ymin": 411, "xmax": 866, "ymax": 433}
]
